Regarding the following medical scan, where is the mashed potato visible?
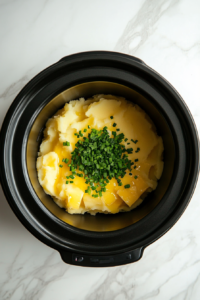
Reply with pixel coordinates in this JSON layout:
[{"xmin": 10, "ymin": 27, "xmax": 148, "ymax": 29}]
[{"xmin": 36, "ymin": 95, "xmax": 164, "ymax": 215}]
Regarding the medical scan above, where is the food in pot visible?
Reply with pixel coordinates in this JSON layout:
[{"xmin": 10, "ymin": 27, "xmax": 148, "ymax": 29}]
[{"xmin": 36, "ymin": 95, "xmax": 164, "ymax": 215}]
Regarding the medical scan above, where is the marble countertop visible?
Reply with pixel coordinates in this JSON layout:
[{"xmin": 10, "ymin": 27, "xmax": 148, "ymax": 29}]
[{"xmin": 0, "ymin": 0, "xmax": 200, "ymax": 299}]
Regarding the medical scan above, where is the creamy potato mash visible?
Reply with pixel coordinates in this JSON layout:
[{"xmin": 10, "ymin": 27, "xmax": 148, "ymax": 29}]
[{"xmin": 36, "ymin": 95, "xmax": 164, "ymax": 215}]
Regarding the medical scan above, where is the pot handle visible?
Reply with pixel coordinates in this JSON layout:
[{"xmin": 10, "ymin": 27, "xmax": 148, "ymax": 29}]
[{"xmin": 60, "ymin": 248, "xmax": 144, "ymax": 267}]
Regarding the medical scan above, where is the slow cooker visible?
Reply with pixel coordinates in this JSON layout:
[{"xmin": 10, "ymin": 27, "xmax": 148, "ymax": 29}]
[{"xmin": 0, "ymin": 51, "xmax": 199, "ymax": 267}]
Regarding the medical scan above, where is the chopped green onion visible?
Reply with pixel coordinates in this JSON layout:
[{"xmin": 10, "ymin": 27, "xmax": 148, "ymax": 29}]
[
  {"xmin": 112, "ymin": 131, "xmax": 116, "ymax": 137},
  {"xmin": 62, "ymin": 158, "xmax": 69, "ymax": 164},
  {"xmin": 92, "ymin": 194, "xmax": 98, "ymax": 198},
  {"xmin": 124, "ymin": 184, "xmax": 130, "ymax": 189},
  {"xmin": 131, "ymin": 139, "xmax": 138, "ymax": 144},
  {"xmin": 61, "ymin": 125, "xmax": 140, "ymax": 196}
]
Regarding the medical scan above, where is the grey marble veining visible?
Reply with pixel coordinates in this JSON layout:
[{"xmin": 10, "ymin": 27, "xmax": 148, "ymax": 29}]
[
  {"xmin": 0, "ymin": 0, "xmax": 200, "ymax": 299},
  {"xmin": 115, "ymin": 0, "xmax": 180, "ymax": 55}
]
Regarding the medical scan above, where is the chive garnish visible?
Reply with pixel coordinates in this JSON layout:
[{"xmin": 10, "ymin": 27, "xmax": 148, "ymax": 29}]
[
  {"xmin": 124, "ymin": 184, "xmax": 130, "ymax": 189},
  {"xmin": 92, "ymin": 194, "xmax": 98, "ymax": 198},
  {"xmin": 131, "ymin": 139, "xmax": 138, "ymax": 144},
  {"xmin": 134, "ymin": 175, "xmax": 138, "ymax": 179},
  {"xmin": 61, "ymin": 126, "xmax": 140, "ymax": 197},
  {"xmin": 59, "ymin": 164, "xmax": 63, "ymax": 168},
  {"xmin": 62, "ymin": 158, "xmax": 69, "ymax": 164}
]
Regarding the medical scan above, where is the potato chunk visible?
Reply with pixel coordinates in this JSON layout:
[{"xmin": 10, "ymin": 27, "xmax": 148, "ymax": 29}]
[
  {"xmin": 66, "ymin": 185, "xmax": 84, "ymax": 210},
  {"xmin": 37, "ymin": 152, "xmax": 59, "ymax": 195}
]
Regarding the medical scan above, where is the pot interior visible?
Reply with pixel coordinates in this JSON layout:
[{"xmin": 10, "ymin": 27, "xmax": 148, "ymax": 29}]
[{"xmin": 27, "ymin": 81, "xmax": 175, "ymax": 231}]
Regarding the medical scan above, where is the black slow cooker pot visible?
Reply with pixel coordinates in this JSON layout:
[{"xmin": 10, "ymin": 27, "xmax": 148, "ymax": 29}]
[{"xmin": 0, "ymin": 51, "xmax": 199, "ymax": 267}]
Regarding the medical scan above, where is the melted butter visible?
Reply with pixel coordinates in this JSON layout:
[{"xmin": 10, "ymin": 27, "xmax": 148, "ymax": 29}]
[{"xmin": 36, "ymin": 95, "xmax": 164, "ymax": 215}]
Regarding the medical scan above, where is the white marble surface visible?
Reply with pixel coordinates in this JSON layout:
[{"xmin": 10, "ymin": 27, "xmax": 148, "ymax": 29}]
[{"xmin": 0, "ymin": 0, "xmax": 200, "ymax": 299}]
